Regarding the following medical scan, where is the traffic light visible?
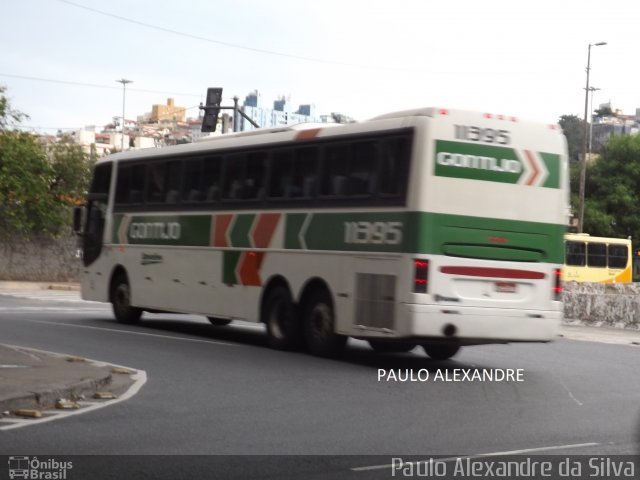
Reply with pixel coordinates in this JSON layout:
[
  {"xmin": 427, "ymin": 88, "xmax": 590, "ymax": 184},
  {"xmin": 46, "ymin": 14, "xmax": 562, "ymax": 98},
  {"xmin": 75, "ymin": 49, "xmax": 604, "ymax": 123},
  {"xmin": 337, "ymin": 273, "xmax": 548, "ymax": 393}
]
[{"xmin": 201, "ymin": 87, "xmax": 223, "ymax": 132}]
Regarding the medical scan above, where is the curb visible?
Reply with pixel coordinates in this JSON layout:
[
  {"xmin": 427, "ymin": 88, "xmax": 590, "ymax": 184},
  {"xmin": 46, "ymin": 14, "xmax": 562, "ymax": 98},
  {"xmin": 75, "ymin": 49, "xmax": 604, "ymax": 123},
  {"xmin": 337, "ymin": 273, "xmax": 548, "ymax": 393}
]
[
  {"xmin": 0, "ymin": 374, "xmax": 113, "ymax": 414},
  {"xmin": 0, "ymin": 281, "xmax": 80, "ymax": 292}
]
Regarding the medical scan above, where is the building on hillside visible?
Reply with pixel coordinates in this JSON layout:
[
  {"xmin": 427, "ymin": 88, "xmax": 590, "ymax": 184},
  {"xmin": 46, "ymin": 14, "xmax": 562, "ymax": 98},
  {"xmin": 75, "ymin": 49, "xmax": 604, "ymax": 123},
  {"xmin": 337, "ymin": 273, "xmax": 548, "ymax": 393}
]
[
  {"xmin": 150, "ymin": 98, "xmax": 186, "ymax": 123},
  {"xmin": 239, "ymin": 91, "xmax": 320, "ymax": 132},
  {"xmin": 591, "ymin": 103, "xmax": 640, "ymax": 154}
]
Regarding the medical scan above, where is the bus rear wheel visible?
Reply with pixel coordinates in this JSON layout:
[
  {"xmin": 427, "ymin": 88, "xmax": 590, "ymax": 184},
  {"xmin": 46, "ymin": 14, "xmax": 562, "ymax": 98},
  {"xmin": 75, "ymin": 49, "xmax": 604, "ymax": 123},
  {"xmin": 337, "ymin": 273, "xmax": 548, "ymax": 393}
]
[
  {"xmin": 207, "ymin": 317, "xmax": 232, "ymax": 326},
  {"xmin": 422, "ymin": 344, "xmax": 460, "ymax": 360},
  {"xmin": 368, "ymin": 340, "xmax": 416, "ymax": 353},
  {"xmin": 111, "ymin": 274, "xmax": 142, "ymax": 324},
  {"xmin": 264, "ymin": 286, "xmax": 301, "ymax": 350},
  {"xmin": 302, "ymin": 289, "xmax": 346, "ymax": 357}
]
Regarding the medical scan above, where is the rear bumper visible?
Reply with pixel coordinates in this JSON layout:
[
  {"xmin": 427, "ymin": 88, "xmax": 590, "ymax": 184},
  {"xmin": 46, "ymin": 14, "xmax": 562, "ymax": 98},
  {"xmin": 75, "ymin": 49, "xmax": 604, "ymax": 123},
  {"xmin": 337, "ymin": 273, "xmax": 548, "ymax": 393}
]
[{"xmin": 396, "ymin": 303, "xmax": 562, "ymax": 343}]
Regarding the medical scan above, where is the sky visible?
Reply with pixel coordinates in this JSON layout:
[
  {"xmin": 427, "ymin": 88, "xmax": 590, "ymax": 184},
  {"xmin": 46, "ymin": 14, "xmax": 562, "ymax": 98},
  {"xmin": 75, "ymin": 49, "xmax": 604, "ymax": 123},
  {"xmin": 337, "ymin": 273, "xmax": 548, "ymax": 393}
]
[{"xmin": 1, "ymin": 0, "xmax": 639, "ymax": 134}]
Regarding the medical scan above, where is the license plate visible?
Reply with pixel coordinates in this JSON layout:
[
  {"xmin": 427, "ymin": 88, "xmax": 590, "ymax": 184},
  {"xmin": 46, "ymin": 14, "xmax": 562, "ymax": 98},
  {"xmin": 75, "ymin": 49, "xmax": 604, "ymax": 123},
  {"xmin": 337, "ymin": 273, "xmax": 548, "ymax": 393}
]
[{"xmin": 495, "ymin": 281, "xmax": 517, "ymax": 293}]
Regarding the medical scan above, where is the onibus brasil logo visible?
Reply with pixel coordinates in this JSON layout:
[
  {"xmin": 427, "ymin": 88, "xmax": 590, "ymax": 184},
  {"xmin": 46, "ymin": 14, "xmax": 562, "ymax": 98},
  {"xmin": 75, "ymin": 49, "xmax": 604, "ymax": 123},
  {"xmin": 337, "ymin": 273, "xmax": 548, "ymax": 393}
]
[
  {"xmin": 8, "ymin": 456, "xmax": 72, "ymax": 479},
  {"xmin": 435, "ymin": 140, "xmax": 561, "ymax": 189}
]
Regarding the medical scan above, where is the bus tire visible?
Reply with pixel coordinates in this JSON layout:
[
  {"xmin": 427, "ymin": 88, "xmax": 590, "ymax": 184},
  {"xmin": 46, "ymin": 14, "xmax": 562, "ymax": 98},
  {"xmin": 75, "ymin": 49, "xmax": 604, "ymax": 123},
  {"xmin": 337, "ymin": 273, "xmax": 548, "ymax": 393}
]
[
  {"xmin": 368, "ymin": 340, "xmax": 416, "ymax": 353},
  {"xmin": 422, "ymin": 344, "xmax": 460, "ymax": 360},
  {"xmin": 264, "ymin": 286, "xmax": 301, "ymax": 350},
  {"xmin": 111, "ymin": 274, "xmax": 142, "ymax": 324},
  {"xmin": 207, "ymin": 317, "xmax": 232, "ymax": 326},
  {"xmin": 302, "ymin": 289, "xmax": 346, "ymax": 357}
]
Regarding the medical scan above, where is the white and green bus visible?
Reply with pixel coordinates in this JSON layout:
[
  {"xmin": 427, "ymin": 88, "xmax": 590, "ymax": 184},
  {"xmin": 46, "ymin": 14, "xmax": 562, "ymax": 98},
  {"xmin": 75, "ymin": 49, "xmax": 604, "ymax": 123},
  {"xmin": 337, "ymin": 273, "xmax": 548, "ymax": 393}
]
[{"xmin": 74, "ymin": 107, "xmax": 568, "ymax": 359}]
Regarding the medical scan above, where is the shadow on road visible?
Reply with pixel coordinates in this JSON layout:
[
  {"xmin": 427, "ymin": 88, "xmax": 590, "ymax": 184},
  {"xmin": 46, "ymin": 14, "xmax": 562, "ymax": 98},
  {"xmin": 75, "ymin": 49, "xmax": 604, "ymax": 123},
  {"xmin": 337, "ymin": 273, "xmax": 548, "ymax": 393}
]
[{"xmin": 81, "ymin": 314, "xmax": 489, "ymax": 372}]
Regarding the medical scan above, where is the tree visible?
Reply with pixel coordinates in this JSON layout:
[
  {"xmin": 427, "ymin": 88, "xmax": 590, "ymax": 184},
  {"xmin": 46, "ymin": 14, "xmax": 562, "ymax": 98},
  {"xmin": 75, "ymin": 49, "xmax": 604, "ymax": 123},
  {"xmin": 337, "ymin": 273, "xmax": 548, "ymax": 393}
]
[
  {"xmin": 0, "ymin": 87, "xmax": 92, "ymax": 239},
  {"xmin": 582, "ymin": 133, "xmax": 640, "ymax": 241},
  {"xmin": 0, "ymin": 130, "xmax": 60, "ymax": 238},
  {"xmin": 558, "ymin": 114, "xmax": 584, "ymax": 164},
  {"xmin": 49, "ymin": 136, "xmax": 93, "ymax": 206},
  {"xmin": 0, "ymin": 86, "xmax": 28, "ymax": 130}
]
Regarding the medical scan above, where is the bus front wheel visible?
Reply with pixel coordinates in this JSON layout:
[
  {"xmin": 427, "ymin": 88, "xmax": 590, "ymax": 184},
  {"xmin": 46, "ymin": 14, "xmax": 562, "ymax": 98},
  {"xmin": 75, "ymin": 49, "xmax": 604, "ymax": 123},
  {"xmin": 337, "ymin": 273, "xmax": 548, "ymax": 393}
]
[
  {"xmin": 111, "ymin": 274, "xmax": 142, "ymax": 324},
  {"xmin": 422, "ymin": 344, "xmax": 460, "ymax": 360},
  {"xmin": 264, "ymin": 286, "xmax": 301, "ymax": 350},
  {"xmin": 302, "ymin": 289, "xmax": 346, "ymax": 357}
]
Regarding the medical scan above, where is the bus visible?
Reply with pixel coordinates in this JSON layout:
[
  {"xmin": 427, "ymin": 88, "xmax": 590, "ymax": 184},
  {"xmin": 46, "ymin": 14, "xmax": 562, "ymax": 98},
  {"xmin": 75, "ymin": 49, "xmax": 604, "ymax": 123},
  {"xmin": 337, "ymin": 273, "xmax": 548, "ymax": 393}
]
[
  {"xmin": 563, "ymin": 233, "xmax": 632, "ymax": 283},
  {"xmin": 73, "ymin": 107, "xmax": 568, "ymax": 360}
]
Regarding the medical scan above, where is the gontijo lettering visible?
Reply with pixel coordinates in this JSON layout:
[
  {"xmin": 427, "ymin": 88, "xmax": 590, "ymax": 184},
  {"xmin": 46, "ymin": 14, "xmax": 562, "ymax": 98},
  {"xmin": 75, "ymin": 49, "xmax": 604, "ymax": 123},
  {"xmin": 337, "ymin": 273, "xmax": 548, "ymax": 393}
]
[
  {"xmin": 437, "ymin": 151, "xmax": 522, "ymax": 174},
  {"xmin": 130, "ymin": 222, "xmax": 181, "ymax": 240}
]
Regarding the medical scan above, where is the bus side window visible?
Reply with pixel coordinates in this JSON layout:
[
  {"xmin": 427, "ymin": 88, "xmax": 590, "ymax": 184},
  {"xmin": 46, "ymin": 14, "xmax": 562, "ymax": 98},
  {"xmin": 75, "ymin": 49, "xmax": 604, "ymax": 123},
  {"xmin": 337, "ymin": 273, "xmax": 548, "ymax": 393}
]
[
  {"xmin": 203, "ymin": 156, "xmax": 223, "ymax": 202},
  {"xmin": 129, "ymin": 164, "xmax": 146, "ymax": 204},
  {"xmin": 245, "ymin": 152, "xmax": 266, "ymax": 200},
  {"xmin": 321, "ymin": 144, "xmax": 349, "ymax": 197},
  {"xmin": 146, "ymin": 162, "xmax": 167, "ymax": 203},
  {"xmin": 115, "ymin": 165, "xmax": 131, "ymax": 205},
  {"xmin": 608, "ymin": 244, "xmax": 628, "ymax": 269},
  {"xmin": 223, "ymin": 154, "xmax": 245, "ymax": 200},
  {"xmin": 565, "ymin": 241, "xmax": 586, "ymax": 266},
  {"xmin": 587, "ymin": 242, "xmax": 606, "ymax": 267},
  {"xmin": 268, "ymin": 149, "xmax": 293, "ymax": 199},
  {"xmin": 349, "ymin": 141, "xmax": 377, "ymax": 196},
  {"xmin": 164, "ymin": 160, "xmax": 183, "ymax": 204},
  {"xmin": 379, "ymin": 135, "xmax": 410, "ymax": 198},
  {"xmin": 292, "ymin": 146, "xmax": 318, "ymax": 199},
  {"xmin": 182, "ymin": 159, "xmax": 204, "ymax": 203}
]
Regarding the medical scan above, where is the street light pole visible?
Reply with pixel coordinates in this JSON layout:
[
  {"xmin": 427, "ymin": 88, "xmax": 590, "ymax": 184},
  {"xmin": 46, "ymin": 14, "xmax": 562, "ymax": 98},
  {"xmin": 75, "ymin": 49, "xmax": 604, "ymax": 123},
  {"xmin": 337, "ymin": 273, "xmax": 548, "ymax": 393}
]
[
  {"xmin": 588, "ymin": 86, "xmax": 600, "ymax": 154},
  {"xmin": 577, "ymin": 42, "xmax": 606, "ymax": 233},
  {"xmin": 116, "ymin": 78, "xmax": 133, "ymax": 151}
]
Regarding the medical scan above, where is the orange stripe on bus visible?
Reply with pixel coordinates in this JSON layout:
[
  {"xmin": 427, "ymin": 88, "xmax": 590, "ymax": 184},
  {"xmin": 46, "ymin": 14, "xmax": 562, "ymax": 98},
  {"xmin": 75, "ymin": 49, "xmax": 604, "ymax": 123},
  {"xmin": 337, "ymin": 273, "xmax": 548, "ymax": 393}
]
[
  {"xmin": 295, "ymin": 128, "xmax": 321, "ymax": 140},
  {"xmin": 252, "ymin": 213, "xmax": 280, "ymax": 248},
  {"xmin": 214, "ymin": 214, "xmax": 233, "ymax": 247}
]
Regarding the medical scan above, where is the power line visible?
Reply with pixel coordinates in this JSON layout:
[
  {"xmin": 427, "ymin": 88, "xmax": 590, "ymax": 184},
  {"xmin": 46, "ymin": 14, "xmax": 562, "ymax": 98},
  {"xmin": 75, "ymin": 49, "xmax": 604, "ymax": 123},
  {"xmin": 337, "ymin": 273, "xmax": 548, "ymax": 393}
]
[
  {"xmin": 0, "ymin": 72, "xmax": 203, "ymax": 97},
  {"xmin": 55, "ymin": 0, "xmax": 389, "ymax": 69}
]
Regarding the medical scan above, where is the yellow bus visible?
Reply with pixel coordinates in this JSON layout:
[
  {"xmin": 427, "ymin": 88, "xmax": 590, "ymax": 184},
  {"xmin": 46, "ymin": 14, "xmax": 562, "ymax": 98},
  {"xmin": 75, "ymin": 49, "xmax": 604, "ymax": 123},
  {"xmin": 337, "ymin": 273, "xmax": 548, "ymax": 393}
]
[{"xmin": 563, "ymin": 233, "xmax": 632, "ymax": 283}]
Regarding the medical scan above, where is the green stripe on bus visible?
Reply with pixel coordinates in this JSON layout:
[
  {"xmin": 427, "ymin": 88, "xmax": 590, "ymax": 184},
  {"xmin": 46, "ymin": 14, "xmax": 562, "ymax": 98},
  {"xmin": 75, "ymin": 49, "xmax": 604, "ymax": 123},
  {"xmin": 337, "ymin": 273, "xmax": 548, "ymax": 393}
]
[
  {"xmin": 230, "ymin": 214, "xmax": 255, "ymax": 248},
  {"xmin": 540, "ymin": 152, "xmax": 561, "ymax": 188},
  {"xmin": 223, "ymin": 251, "xmax": 241, "ymax": 284},
  {"xmin": 112, "ymin": 214, "xmax": 211, "ymax": 246},
  {"xmin": 111, "ymin": 211, "xmax": 564, "ymax": 263},
  {"xmin": 284, "ymin": 211, "xmax": 564, "ymax": 263},
  {"xmin": 284, "ymin": 214, "xmax": 307, "ymax": 249}
]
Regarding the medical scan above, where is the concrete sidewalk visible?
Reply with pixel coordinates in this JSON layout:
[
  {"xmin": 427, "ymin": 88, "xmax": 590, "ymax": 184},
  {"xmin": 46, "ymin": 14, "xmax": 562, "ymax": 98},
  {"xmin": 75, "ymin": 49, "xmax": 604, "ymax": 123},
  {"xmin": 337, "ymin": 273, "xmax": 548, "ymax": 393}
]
[
  {"xmin": 0, "ymin": 345, "xmax": 118, "ymax": 416},
  {"xmin": 0, "ymin": 281, "xmax": 80, "ymax": 292}
]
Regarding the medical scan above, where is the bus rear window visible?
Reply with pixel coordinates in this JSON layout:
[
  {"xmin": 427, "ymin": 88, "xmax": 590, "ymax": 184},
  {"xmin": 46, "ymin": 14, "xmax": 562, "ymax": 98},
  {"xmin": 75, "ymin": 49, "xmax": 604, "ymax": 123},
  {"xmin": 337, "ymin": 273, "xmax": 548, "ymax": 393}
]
[
  {"xmin": 587, "ymin": 242, "xmax": 606, "ymax": 267},
  {"xmin": 565, "ymin": 241, "xmax": 586, "ymax": 266},
  {"xmin": 608, "ymin": 244, "xmax": 628, "ymax": 269}
]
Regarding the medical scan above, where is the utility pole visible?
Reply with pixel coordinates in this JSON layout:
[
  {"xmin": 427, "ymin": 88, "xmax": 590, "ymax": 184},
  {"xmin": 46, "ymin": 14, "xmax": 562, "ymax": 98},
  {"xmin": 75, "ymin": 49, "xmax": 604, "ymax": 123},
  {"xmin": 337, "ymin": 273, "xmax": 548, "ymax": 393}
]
[
  {"xmin": 578, "ymin": 42, "xmax": 606, "ymax": 233},
  {"xmin": 116, "ymin": 78, "xmax": 133, "ymax": 151}
]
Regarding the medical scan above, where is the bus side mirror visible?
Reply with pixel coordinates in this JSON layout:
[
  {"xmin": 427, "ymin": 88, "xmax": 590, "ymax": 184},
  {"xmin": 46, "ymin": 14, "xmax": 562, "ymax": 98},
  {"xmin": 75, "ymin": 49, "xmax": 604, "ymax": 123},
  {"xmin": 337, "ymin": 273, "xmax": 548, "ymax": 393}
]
[{"xmin": 72, "ymin": 206, "xmax": 85, "ymax": 234}]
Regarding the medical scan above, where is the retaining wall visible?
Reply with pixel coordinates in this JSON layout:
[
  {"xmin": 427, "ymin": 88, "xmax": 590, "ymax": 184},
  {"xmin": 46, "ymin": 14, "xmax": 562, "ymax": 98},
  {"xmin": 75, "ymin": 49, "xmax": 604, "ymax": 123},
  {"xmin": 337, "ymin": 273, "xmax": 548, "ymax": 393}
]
[
  {"xmin": 563, "ymin": 282, "xmax": 640, "ymax": 329},
  {"xmin": 0, "ymin": 235, "xmax": 80, "ymax": 282}
]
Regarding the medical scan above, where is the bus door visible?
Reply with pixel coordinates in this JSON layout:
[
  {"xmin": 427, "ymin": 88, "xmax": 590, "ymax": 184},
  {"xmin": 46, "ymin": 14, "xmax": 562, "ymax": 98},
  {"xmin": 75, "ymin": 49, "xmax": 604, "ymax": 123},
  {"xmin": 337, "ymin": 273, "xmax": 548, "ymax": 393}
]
[{"xmin": 80, "ymin": 163, "xmax": 112, "ymax": 266}]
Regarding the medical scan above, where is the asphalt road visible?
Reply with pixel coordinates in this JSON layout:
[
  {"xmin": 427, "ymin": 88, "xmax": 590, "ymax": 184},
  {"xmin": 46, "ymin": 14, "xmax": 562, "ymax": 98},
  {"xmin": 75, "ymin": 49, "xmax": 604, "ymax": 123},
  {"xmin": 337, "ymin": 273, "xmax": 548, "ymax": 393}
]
[{"xmin": 0, "ymin": 292, "xmax": 639, "ymax": 478}]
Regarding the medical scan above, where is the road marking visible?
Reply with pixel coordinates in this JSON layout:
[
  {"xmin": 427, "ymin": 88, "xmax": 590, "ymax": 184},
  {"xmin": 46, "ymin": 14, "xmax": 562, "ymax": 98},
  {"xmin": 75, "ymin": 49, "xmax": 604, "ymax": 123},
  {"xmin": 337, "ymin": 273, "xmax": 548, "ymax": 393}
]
[
  {"xmin": 552, "ymin": 374, "xmax": 584, "ymax": 406},
  {"xmin": 18, "ymin": 318, "xmax": 239, "ymax": 347},
  {"xmin": 0, "ymin": 307, "xmax": 109, "ymax": 313},
  {"xmin": 0, "ymin": 346, "xmax": 148, "ymax": 431},
  {"xmin": 351, "ymin": 442, "xmax": 600, "ymax": 472}
]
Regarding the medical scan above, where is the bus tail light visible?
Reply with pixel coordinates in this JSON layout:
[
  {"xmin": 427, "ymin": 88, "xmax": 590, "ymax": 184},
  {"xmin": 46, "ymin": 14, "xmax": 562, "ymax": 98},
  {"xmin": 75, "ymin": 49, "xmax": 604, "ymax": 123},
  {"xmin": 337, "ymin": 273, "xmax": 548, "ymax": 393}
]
[
  {"xmin": 414, "ymin": 259, "xmax": 429, "ymax": 293},
  {"xmin": 553, "ymin": 268, "xmax": 562, "ymax": 300}
]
